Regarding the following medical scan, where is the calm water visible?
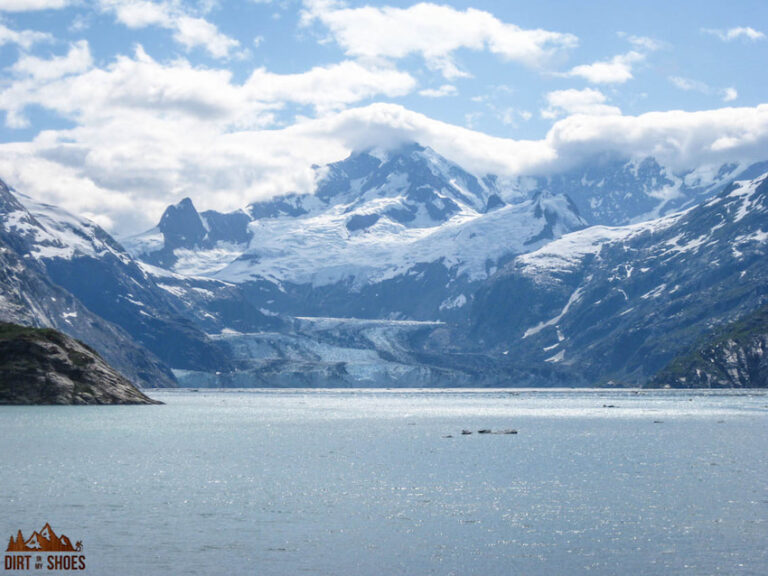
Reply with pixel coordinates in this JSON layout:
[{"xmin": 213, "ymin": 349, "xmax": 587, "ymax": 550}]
[{"xmin": 1, "ymin": 389, "xmax": 767, "ymax": 576}]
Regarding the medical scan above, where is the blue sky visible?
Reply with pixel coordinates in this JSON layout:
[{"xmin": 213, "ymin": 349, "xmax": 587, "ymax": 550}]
[{"xmin": 0, "ymin": 0, "xmax": 766, "ymax": 232}]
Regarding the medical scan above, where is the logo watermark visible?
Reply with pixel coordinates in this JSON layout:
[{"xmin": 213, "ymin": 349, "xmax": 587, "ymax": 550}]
[{"xmin": 4, "ymin": 524, "xmax": 85, "ymax": 572}]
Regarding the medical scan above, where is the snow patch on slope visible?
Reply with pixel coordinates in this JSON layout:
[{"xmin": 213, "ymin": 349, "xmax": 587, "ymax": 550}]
[
  {"xmin": 523, "ymin": 286, "xmax": 585, "ymax": 338},
  {"xmin": 4, "ymin": 192, "xmax": 130, "ymax": 263},
  {"xmin": 517, "ymin": 213, "xmax": 682, "ymax": 280}
]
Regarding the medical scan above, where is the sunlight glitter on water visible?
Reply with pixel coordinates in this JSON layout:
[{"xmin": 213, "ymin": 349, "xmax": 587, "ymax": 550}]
[{"xmin": 1, "ymin": 389, "xmax": 766, "ymax": 576}]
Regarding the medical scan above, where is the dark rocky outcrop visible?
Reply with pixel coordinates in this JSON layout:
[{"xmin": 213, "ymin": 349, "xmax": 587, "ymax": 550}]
[
  {"xmin": 0, "ymin": 323, "xmax": 162, "ymax": 404},
  {"xmin": 650, "ymin": 305, "xmax": 768, "ymax": 388}
]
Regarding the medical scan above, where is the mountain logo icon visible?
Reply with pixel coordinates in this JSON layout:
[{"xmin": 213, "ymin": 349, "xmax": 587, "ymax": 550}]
[{"xmin": 5, "ymin": 523, "xmax": 81, "ymax": 553}]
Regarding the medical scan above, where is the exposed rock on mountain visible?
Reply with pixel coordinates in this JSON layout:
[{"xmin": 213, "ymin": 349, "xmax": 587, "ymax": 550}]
[
  {"xmin": 126, "ymin": 143, "xmax": 587, "ymax": 321},
  {"xmin": 470, "ymin": 170, "xmax": 768, "ymax": 385},
  {"xmin": 650, "ymin": 305, "xmax": 768, "ymax": 388},
  {"xmin": 0, "ymin": 179, "xmax": 267, "ymax": 374},
  {"xmin": 0, "ymin": 323, "xmax": 161, "ymax": 404},
  {"xmin": 0, "ymin": 181, "xmax": 175, "ymax": 388}
]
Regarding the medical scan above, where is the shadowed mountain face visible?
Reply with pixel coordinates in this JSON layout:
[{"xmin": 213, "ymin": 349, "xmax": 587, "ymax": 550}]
[
  {"xmin": 0, "ymin": 176, "xmax": 288, "ymax": 386},
  {"xmin": 160, "ymin": 197, "xmax": 208, "ymax": 248},
  {"xmin": 0, "ymin": 181, "xmax": 175, "ymax": 388},
  {"xmin": 469, "ymin": 170, "xmax": 768, "ymax": 386},
  {"xmin": 0, "ymin": 323, "xmax": 161, "ymax": 404},
  {"xmin": 125, "ymin": 144, "xmax": 587, "ymax": 322},
  {"xmin": 3, "ymin": 148, "xmax": 767, "ymax": 389},
  {"xmin": 650, "ymin": 304, "xmax": 768, "ymax": 388},
  {"xmin": 0, "ymin": 179, "xmax": 286, "ymax": 377}
]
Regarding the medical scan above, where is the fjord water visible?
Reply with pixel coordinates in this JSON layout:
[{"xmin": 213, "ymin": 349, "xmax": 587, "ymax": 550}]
[{"xmin": 1, "ymin": 390, "xmax": 766, "ymax": 576}]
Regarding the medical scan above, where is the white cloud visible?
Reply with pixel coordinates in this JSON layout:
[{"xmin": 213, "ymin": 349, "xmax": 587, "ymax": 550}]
[
  {"xmin": 245, "ymin": 61, "xmax": 416, "ymax": 113},
  {"xmin": 0, "ymin": 21, "xmax": 51, "ymax": 49},
  {"xmin": 498, "ymin": 107, "xmax": 532, "ymax": 127},
  {"xmin": 703, "ymin": 26, "xmax": 765, "ymax": 42},
  {"xmin": 0, "ymin": 46, "xmax": 265, "ymax": 128},
  {"xmin": 568, "ymin": 51, "xmax": 644, "ymax": 84},
  {"xmin": 5, "ymin": 100, "xmax": 767, "ymax": 237},
  {"xmin": 624, "ymin": 34, "xmax": 664, "ymax": 51},
  {"xmin": 669, "ymin": 76, "xmax": 709, "ymax": 93},
  {"xmin": 11, "ymin": 40, "xmax": 93, "ymax": 81},
  {"xmin": 669, "ymin": 77, "xmax": 739, "ymax": 103},
  {"xmin": 98, "ymin": 0, "xmax": 241, "ymax": 59},
  {"xmin": 100, "ymin": 0, "xmax": 169, "ymax": 27},
  {"xmin": 69, "ymin": 14, "xmax": 91, "ymax": 33},
  {"xmin": 418, "ymin": 84, "xmax": 457, "ymax": 98},
  {"xmin": 541, "ymin": 88, "xmax": 621, "ymax": 119},
  {"xmin": 546, "ymin": 105, "xmax": 768, "ymax": 171},
  {"xmin": 301, "ymin": 1, "xmax": 578, "ymax": 79},
  {"xmin": 173, "ymin": 15, "xmax": 240, "ymax": 59},
  {"xmin": 0, "ymin": 0, "xmax": 70, "ymax": 10},
  {"xmin": 1, "ymin": 43, "xmax": 419, "ymax": 131}
]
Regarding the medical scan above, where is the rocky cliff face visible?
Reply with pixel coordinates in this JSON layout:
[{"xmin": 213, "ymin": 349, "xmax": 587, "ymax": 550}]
[
  {"xmin": 0, "ymin": 323, "xmax": 162, "ymax": 405},
  {"xmin": 468, "ymin": 170, "xmax": 768, "ymax": 386},
  {"xmin": 0, "ymin": 178, "xmax": 245, "ymax": 378},
  {"xmin": 125, "ymin": 144, "xmax": 586, "ymax": 323},
  {"xmin": 650, "ymin": 306, "xmax": 768, "ymax": 388},
  {"xmin": 0, "ymin": 229, "xmax": 175, "ymax": 389},
  {"xmin": 3, "ymin": 149, "xmax": 766, "ymax": 389}
]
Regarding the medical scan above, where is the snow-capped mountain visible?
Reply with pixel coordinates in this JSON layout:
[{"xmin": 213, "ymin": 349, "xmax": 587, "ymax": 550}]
[
  {"xmin": 469, "ymin": 168, "xmax": 768, "ymax": 385},
  {"xmin": 5, "ymin": 143, "xmax": 767, "ymax": 389},
  {"xmin": 126, "ymin": 143, "xmax": 586, "ymax": 321},
  {"xmin": 0, "ymin": 179, "xmax": 174, "ymax": 387},
  {"xmin": 125, "ymin": 145, "xmax": 753, "ymax": 309},
  {"xmin": 0, "ymin": 177, "xmax": 287, "ymax": 382},
  {"xmin": 532, "ymin": 155, "xmax": 751, "ymax": 226}
]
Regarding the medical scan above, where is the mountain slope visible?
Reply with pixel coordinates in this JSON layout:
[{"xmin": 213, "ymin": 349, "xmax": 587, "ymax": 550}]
[
  {"xmin": 650, "ymin": 304, "xmax": 768, "ymax": 388},
  {"xmin": 0, "ymin": 180, "xmax": 261, "ymax": 373},
  {"xmin": 126, "ymin": 143, "xmax": 586, "ymax": 321},
  {"xmin": 534, "ymin": 155, "xmax": 746, "ymax": 225},
  {"xmin": 470, "ymin": 170, "xmax": 768, "ymax": 385},
  {"xmin": 0, "ymin": 181, "xmax": 175, "ymax": 387}
]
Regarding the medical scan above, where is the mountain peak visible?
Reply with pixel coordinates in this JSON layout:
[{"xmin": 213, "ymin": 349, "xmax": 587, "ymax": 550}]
[
  {"xmin": 337, "ymin": 142, "xmax": 443, "ymax": 177},
  {"xmin": 160, "ymin": 196, "xmax": 197, "ymax": 217},
  {"xmin": 0, "ymin": 178, "xmax": 27, "ymax": 215},
  {"xmin": 313, "ymin": 141, "xmax": 490, "ymax": 218},
  {"xmin": 351, "ymin": 141, "xmax": 427, "ymax": 161},
  {"xmin": 158, "ymin": 196, "xmax": 206, "ymax": 249}
]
